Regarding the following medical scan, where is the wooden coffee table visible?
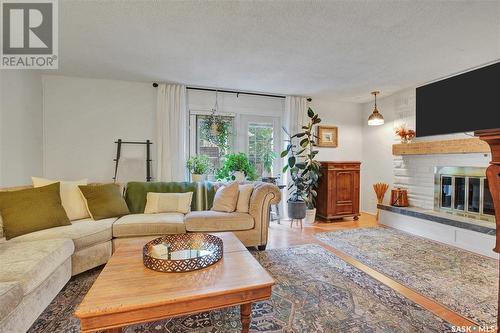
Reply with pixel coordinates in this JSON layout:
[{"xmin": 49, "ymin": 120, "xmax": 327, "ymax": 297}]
[{"xmin": 75, "ymin": 233, "xmax": 274, "ymax": 333}]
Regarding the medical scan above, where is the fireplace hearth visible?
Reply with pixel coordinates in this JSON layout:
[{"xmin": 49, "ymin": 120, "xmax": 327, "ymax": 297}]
[{"xmin": 434, "ymin": 166, "xmax": 495, "ymax": 223}]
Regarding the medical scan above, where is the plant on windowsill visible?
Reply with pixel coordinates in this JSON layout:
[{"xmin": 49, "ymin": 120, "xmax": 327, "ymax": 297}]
[
  {"xmin": 216, "ymin": 153, "xmax": 257, "ymax": 182},
  {"xmin": 186, "ymin": 155, "xmax": 213, "ymax": 182},
  {"xmin": 281, "ymin": 107, "xmax": 322, "ymax": 221}
]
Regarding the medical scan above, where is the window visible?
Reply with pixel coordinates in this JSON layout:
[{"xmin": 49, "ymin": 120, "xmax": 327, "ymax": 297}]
[
  {"xmin": 190, "ymin": 111, "xmax": 281, "ymax": 180},
  {"xmin": 190, "ymin": 114, "xmax": 235, "ymax": 178},
  {"xmin": 247, "ymin": 123, "xmax": 274, "ymax": 177}
]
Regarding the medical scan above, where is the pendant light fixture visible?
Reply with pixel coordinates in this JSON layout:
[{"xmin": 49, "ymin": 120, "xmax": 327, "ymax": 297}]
[{"xmin": 368, "ymin": 91, "xmax": 384, "ymax": 126}]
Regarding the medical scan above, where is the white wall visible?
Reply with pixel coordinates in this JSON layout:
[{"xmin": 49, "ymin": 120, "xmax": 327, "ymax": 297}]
[
  {"xmin": 360, "ymin": 88, "xmax": 491, "ymax": 214},
  {"xmin": 0, "ymin": 71, "xmax": 43, "ymax": 186},
  {"xmin": 42, "ymin": 80, "xmax": 289, "ymax": 182},
  {"xmin": 309, "ymin": 95, "xmax": 363, "ymax": 162},
  {"xmin": 42, "ymin": 76, "xmax": 156, "ymax": 182}
]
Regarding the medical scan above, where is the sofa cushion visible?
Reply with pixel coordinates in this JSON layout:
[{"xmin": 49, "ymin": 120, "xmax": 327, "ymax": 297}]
[
  {"xmin": 0, "ymin": 239, "xmax": 74, "ymax": 295},
  {"xmin": 185, "ymin": 211, "xmax": 254, "ymax": 232},
  {"xmin": 211, "ymin": 182, "xmax": 239, "ymax": 212},
  {"xmin": 0, "ymin": 281, "xmax": 23, "ymax": 321},
  {"xmin": 79, "ymin": 183, "xmax": 130, "ymax": 220},
  {"xmin": 144, "ymin": 192, "xmax": 193, "ymax": 214},
  {"xmin": 11, "ymin": 218, "xmax": 116, "ymax": 251},
  {"xmin": 236, "ymin": 184, "xmax": 254, "ymax": 213},
  {"xmin": 0, "ymin": 183, "xmax": 71, "ymax": 240},
  {"xmin": 113, "ymin": 213, "xmax": 186, "ymax": 237},
  {"xmin": 32, "ymin": 177, "xmax": 90, "ymax": 221}
]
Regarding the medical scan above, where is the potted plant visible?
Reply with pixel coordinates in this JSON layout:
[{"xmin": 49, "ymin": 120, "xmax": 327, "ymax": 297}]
[
  {"xmin": 216, "ymin": 153, "xmax": 257, "ymax": 182},
  {"xmin": 281, "ymin": 107, "xmax": 322, "ymax": 221},
  {"xmin": 186, "ymin": 155, "xmax": 213, "ymax": 182}
]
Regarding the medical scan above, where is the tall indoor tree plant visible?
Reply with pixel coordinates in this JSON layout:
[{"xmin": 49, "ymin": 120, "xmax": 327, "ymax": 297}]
[{"xmin": 281, "ymin": 108, "xmax": 322, "ymax": 221}]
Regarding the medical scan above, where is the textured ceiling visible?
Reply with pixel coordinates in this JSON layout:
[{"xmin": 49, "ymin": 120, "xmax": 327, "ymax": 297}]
[{"xmin": 51, "ymin": 0, "xmax": 500, "ymax": 101}]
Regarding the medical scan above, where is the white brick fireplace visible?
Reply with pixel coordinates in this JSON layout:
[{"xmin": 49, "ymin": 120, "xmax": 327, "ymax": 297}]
[
  {"xmin": 366, "ymin": 88, "xmax": 497, "ymax": 258},
  {"xmin": 393, "ymin": 153, "xmax": 491, "ymax": 210},
  {"xmin": 382, "ymin": 152, "xmax": 496, "ymax": 258}
]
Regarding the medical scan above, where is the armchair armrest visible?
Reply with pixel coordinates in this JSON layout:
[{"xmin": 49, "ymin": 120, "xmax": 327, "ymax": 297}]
[{"xmin": 248, "ymin": 182, "xmax": 281, "ymax": 245}]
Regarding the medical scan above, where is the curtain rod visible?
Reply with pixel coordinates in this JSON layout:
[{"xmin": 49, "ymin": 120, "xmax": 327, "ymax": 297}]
[{"xmin": 152, "ymin": 83, "xmax": 312, "ymax": 101}]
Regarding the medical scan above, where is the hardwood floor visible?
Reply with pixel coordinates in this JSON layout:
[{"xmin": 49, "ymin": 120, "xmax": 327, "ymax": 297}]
[{"xmin": 267, "ymin": 213, "xmax": 478, "ymax": 328}]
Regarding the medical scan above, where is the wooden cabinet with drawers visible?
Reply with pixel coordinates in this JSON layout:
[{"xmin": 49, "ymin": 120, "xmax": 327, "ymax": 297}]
[{"xmin": 316, "ymin": 161, "xmax": 361, "ymax": 221}]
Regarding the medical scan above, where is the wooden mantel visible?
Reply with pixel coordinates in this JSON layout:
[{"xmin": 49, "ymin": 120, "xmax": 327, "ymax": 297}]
[
  {"xmin": 392, "ymin": 138, "xmax": 490, "ymax": 155},
  {"xmin": 474, "ymin": 129, "xmax": 500, "ymax": 328}
]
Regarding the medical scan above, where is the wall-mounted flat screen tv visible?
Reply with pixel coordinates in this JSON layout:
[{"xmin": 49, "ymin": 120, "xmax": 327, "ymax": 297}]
[{"xmin": 416, "ymin": 62, "xmax": 500, "ymax": 137}]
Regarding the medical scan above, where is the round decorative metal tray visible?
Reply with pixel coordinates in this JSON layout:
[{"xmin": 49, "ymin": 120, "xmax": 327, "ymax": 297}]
[{"xmin": 143, "ymin": 233, "xmax": 223, "ymax": 273}]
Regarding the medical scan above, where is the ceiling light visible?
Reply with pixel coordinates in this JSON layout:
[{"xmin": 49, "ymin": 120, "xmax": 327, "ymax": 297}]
[{"xmin": 368, "ymin": 91, "xmax": 384, "ymax": 126}]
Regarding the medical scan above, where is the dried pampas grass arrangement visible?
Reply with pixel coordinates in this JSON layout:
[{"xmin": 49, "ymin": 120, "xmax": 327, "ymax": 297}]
[{"xmin": 373, "ymin": 183, "xmax": 389, "ymax": 221}]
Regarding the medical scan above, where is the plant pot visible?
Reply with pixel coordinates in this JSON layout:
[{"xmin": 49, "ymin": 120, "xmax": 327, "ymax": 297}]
[
  {"xmin": 232, "ymin": 171, "xmax": 245, "ymax": 182},
  {"xmin": 191, "ymin": 174, "xmax": 205, "ymax": 182},
  {"xmin": 287, "ymin": 200, "xmax": 306, "ymax": 219},
  {"xmin": 304, "ymin": 208, "xmax": 317, "ymax": 224}
]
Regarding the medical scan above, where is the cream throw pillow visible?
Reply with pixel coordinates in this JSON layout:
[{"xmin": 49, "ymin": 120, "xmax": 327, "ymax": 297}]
[
  {"xmin": 144, "ymin": 192, "xmax": 193, "ymax": 214},
  {"xmin": 32, "ymin": 177, "xmax": 89, "ymax": 221},
  {"xmin": 236, "ymin": 184, "xmax": 253, "ymax": 213},
  {"xmin": 211, "ymin": 182, "xmax": 239, "ymax": 212}
]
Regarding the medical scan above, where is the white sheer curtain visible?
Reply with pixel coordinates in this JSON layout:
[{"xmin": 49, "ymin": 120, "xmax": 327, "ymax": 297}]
[
  {"xmin": 282, "ymin": 96, "xmax": 308, "ymax": 219},
  {"xmin": 156, "ymin": 83, "xmax": 187, "ymax": 182}
]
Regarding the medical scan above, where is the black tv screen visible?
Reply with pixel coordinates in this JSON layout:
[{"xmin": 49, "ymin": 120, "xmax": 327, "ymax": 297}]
[{"xmin": 416, "ymin": 62, "xmax": 500, "ymax": 137}]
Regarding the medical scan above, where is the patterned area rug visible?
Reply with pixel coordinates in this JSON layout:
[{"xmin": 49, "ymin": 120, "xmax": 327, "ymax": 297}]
[
  {"xmin": 316, "ymin": 227, "xmax": 498, "ymax": 327},
  {"xmin": 28, "ymin": 244, "xmax": 452, "ymax": 333}
]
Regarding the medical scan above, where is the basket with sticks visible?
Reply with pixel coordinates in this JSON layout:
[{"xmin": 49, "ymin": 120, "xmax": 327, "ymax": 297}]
[{"xmin": 373, "ymin": 183, "xmax": 389, "ymax": 221}]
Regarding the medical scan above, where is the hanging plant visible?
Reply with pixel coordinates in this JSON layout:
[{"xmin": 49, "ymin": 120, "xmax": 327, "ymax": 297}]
[{"xmin": 200, "ymin": 114, "xmax": 232, "ymax": 157}]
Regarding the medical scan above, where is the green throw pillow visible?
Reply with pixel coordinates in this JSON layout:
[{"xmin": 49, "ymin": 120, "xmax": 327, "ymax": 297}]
[
  {"xmin": 0, "ymin": 183, "xmax": 71, "ymax": 240},
  {"xmin": 79, "ymin": 183, "xmax": 130, "ymax": 220}
]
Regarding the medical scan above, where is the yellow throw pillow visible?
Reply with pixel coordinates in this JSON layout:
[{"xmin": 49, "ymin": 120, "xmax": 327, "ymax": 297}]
[
  {"xmin": 32, "ymin": 177, "xmax": 89, "ymax": 221},
  {"xmin": 0, "ymin": 183, "xmax": 70, "ymax": 240},
  {"xmin": 144, "ymin": 192, "xmax": 193, "ymax": 214},
  {"xmin": 211, "ymin": 182, "xmax": 239, "ymax": 212},
  {"xmin": 236, "ymin": 184, "xmax": 254, "ymax": 213},
  {"xmin": 78, "ymin": 183, "xmax": 130, "ymax": 220}
]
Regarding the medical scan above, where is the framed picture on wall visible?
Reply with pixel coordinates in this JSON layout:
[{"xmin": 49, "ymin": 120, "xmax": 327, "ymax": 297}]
[{"xmin": 316, "ymin": 125, "xmax": 338, "ymax": 147}]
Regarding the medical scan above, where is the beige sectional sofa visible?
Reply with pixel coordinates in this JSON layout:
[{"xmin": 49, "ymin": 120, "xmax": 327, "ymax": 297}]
[{"xmin": 0, "ymin": 181, "xmax": 280, "ymax": 333}]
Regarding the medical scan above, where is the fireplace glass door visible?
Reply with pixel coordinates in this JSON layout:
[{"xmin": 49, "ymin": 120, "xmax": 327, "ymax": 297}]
[
  {"xmin": 467, "ymin": 178, "xmax": 481, "ymax": 213},
  {"xmin": 454, "ymin": 177, "xmax": 465, "ymax": 210},
  {"xmin": 441, "ymin": 176, "xmax": 452, "ymax": 208},
  {"xmin": 436, "ymin": 169, "xmax": 494, "ymax": 222},
  {"xmin": 483, "ymin": 179, "xmax": 495, "ymax": 216}
]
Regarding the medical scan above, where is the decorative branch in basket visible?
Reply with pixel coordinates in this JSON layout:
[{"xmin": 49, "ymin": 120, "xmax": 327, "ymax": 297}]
[{"xmin": 373, "ymin": 183, "xmax": 389, "ymax": 221}]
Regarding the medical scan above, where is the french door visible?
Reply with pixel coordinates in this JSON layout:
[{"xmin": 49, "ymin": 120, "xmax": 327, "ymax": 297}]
[{"xmin": 189, "ymin": 111, "xmax": 281, "ymax": 179}]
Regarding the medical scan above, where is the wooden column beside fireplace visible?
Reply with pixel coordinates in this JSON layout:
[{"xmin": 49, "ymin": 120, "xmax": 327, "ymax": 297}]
[
  {"xmin": 474, "ymin": 129, "xmax": 500, "ymax": 328},
  {"xmin": 316, "ymin": 161, "xmax": 361, "ymax": 221}
]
